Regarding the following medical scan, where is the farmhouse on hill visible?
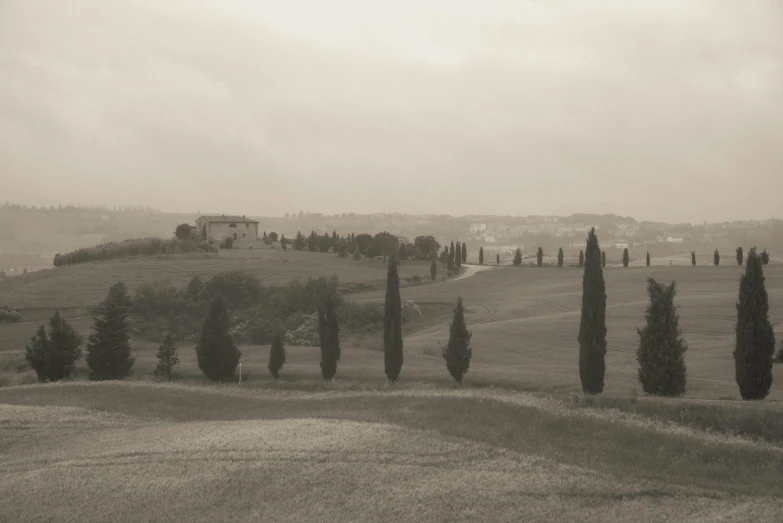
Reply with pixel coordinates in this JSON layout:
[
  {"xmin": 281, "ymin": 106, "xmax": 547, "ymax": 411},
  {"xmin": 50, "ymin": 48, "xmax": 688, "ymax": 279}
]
[{"xmin": 196, "ymin": 215, "xmax": 259, "ymax": 242}]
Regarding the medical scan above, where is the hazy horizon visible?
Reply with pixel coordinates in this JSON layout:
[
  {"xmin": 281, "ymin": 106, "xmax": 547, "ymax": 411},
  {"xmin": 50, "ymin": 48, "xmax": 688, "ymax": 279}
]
[{"xmin": 2, "ymin": 1, "xmax": 782, "ymax": 223}]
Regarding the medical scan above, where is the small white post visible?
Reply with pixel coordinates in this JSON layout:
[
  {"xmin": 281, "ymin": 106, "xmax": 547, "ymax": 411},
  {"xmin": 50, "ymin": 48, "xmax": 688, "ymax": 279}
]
[{"xmin": 238, "ymin": 363, "xmax": 242, "ymax": 386}]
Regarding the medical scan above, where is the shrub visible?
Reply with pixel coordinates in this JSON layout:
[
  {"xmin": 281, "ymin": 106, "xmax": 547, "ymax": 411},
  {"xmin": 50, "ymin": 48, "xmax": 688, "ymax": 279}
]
[
  {"xmin": 285, "ymin": 313, "xmax": 320, "ymax": 346},
  {"xmin": 219, "ymin": 237, "xmax": 234, "ymax": 249},
  {"xmin": 200, "ymin": 271, "xmax": 262, "ymax": 310},
  {"xmin": 353, "ymin": 250, "xmax": 361, "ymax": 260},
  {"xmin": 269, "ymin": 232, "xmax": 279, "ymax": 241},
  {"xmin": 442, "ymin": 297, "xmax": 472, "ymax": 383},
  {"xmin": 25, "ymin": 311, "xmax": 82, "ymax": 382},
  {"xmin": 86, "ymin": 282, "xmax": 135, "ymax": 380},
  {"xmin": 636, "ymin": 278, "xmax": 687, "ymax": 396},
  {"xmin": 196, "ymin": 296, "xmax": 241, "ymax": 382},
  {"xmin": 154, "ymin": 332, "xmax": 179, "ymax": 380},
  {"xmin": 53, "ymin": 237, "xmax": 206, "ymax": 266},
  {"xmin": 268, "ymin": 332, "xmax": 285, "ymax": 379}
]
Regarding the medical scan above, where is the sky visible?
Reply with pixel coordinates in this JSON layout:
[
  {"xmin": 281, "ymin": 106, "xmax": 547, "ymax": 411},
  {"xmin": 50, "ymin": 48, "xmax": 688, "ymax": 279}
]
[{"xmin": 1, "ymin": 0, "xmax": 782, "ymax": 223}]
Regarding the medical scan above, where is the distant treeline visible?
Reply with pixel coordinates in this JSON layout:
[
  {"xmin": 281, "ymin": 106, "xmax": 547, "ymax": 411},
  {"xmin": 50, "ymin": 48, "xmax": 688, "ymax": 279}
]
[{"xmin": 53, "ymin": 238, "xmax": 216, "ymax": 267}]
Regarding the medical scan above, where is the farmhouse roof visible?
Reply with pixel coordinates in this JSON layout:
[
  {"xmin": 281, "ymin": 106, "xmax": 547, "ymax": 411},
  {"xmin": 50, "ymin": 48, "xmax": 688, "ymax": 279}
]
[{"xmin": 197, "ymin": 215, "xmax": 259, "ymax": 224}]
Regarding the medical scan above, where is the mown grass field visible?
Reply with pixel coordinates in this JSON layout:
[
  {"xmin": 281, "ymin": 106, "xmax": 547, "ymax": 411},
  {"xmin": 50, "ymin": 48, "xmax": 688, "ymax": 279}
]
[{"xmin": 1, "ymin": 382, "xmax": 782, "ymax": 522}]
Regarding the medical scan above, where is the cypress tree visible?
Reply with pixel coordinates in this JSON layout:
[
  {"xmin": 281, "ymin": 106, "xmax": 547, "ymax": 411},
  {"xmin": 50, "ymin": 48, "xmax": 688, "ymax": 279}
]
[
  {"xmin": 86, "ymin": 282, "xmax": 135, "ymax": 380},
  {"xmin": 714, "ymin": 249, "xmax": 720, "ymax": 266},
  {"xmin": 557, "ymin": 247, "xmax": 564, "ymax": 268},
  {"xmin": 308, "ymin": 231, "xmax": 318, "ymax": 252},
  {"xmin": 479, "ymin": 247, "xmax": 484, "ymax": 265},
  {"xmin": 691, "ymin": 251, "xmax": 696, "ymax": 266},
  {"xmin": 319, "ymin": 293, "xmax": 340, "ymax": 380},
  {"xmin": 268, "ymin": 332, "xmax": 285, "ymax": 379},
  {"xmin": 736, "ymin": 246, "xmax": 743, "ymax": 266},
  {"xmin": 430, "ymin": 259, "xmax": 437, "ymax": 281},
  {"xmin": 622, "ymin": 248, "xmax": 630, "ymax": 267},
  {"xmin": 331, "ymin": 230, "xmax": 339, "ymax": 250},
  {"xmin": 578, "ymin": 228, "xmax": 607, "ymax": 394},
  {"xmin": 734, "ymin": 248, "xmax": 776, "ymax": 400},
  {"xmin": 537, "ymin": 247, "xmax": 543, "ymax": 267},
  {"xmin": 646, "ymin": 251, "xmax": 650, "ymax": 267},
  {"xmin": 384, "ymin": 258, "xmax": 403, "ymax": 382},
  {"xmin": 442, "ymin": 297, "xmax": 472, "ymax": 384},
  {"xmin": 196, "ymin": 296, "xmax": 241, "ymax": 381},
  {"xmin": 461, "ymin": 242, "xmax": 467, "ymax": 264},
  {"xmin": 760, "ymin": 249, "xmax": 770, "ymax": 265},
  {"xmin": 513, "ymin": 248, "xmax": 522, "ymax": 266},
  {"xmin": 601, "ymin": 250, "xmax": 606, "ymax": 268},
  {"xmin": 455, "ymin": 241, "xmax": 462, "ymax": 268},
  {"xmin": 294, "ymin": 231, "xmax": 305, "ymax": 250},
  {"xmin": 496, "ymin": 253, "xmax": 500, "ymax": 265},
  {"xmin": 636, "ymin": 278, "xmax": 687, "ymax": 396},
  {"xmin": 154, "ymin": 332, "xmax": 179, "ymax": 381},
  {"xmin": 579, "ymin": 250, "xmax": 584, "ymax": 268},
  {"xmin": 25, "ymin": 311, "xmax": 82, "ymax": 382},
  {"xmin": 449, "ymin": 241, "xmax": 455, "ymax": 268}
]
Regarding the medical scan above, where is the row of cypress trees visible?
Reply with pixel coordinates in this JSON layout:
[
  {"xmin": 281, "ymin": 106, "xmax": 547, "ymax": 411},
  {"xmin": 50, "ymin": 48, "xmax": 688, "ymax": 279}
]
[{"xmin": 578, "ymin": 229, "xmax": 777, "ymax": 399}]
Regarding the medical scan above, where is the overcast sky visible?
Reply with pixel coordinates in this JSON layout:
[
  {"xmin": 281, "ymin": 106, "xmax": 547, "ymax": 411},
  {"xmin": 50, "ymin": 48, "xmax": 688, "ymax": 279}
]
[{"xmin": 1, "ymin": 0, "xmax": 781, "ymax": 222}]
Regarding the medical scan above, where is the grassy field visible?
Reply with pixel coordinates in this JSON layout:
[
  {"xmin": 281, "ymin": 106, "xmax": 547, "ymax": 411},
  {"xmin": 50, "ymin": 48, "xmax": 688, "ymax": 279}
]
[
  {"xmin": 0, "ymin": 247, "xmax": 433, "ymax": 309},
  {"xmin": 1, "ymin": 382, "xmax": 781, "ymax": 522}
]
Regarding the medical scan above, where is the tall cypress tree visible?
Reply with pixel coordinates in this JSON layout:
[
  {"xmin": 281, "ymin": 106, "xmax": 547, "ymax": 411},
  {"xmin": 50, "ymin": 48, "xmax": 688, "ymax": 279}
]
[
  {"xmin": 537, "ymin": 247, "xmax": 544, "ymax": 267},
  {"xmin": 557, "ymin": 247, "xmax": 564, "ymax": 268},
  {"xmin": 455, "ymin": 241, "xmax": 462, "ymax": 268},
  {"xmin": 268, "ymin": 332, "xmax": 285, "ymax": 379},
  {"xmin": 280, "ymin": 234, "xmax": 287, "ymax": 250},
  {"xmin": 479, "ymin": 247, "xmax": 484, "ymax": 265},
  {"xmin": 384, "ymin": 258, "xmax": 403, "ymax": 382},
  {"xmin": 154, "ymin": 332, "xmax": 179, "ymax": 381},
  {"xmin": 442, "ymin": 297, "xmax": 472, "ymax": 384},
  {"xmin": 496, "ymin": 253, "xmax": 500, "ymax": 265},
  {"xmin": 26, "ymin": 311, "xmax": 82, "ymax": 382},
  {"xmin": 646, "ymin": 251, "xmax": 650, "ymax": 267},
  {"xmin": 86, "ymin": 282, "xmax": 135, "ymax": 380},
  {"xmin": 319, "ymin": 293, "xmax": 340, "ymax": 380},
  {"xmin": 736, "ymin": 246, "xmax": 743, "ymax": 266},
  {"xmin": 196, "ymin": 296, "xmax": 241, "ymax": 382},
  {"xmin": 622, "ymin": 248, "xmax": 630, "ymax": 267},
  {"xmin": 714, "ymin": 249, "xmax": 720, "ymax": 266},
  {"xmin": 691, "ymin": 251, "xmax": 696, "ymax": 266},
  {"xmin": 449, "ymin": 241, "xmax": 455, "ymax": 268},
  {"xmin": 461, "ymin": 242, "xmax": 467, "ymax": 264},
  {"xmin": 578, "ymin": 228, "xmax": 607, "ymax": 394},
  {"xmin": 601, "ymin": 250, "xmax": 606, "ymax": 268},
  {"xmin": 636, "ymin": 278, "xmax": 687, "ymax": 396},
  {"xmin": 760, "ymin": 249, "xmax": 770, "ymax": 265},
  {"xmin": 430, "ymin": 259, "xmax": 437, "ymax": 281},
  {"xmin": 734, "ymin": 248, "xmax": 775, "ymax": 400},
  {"xmin": 513, "ymin": 248, "xmax": 522, "ymax": 266},
  {"xmin": 308, "ymin": 231, "xmax": 318, "ymax": 252},
  {"xmin": 579, "ymin": 250, "xmax": 585, "ymax": 268}
]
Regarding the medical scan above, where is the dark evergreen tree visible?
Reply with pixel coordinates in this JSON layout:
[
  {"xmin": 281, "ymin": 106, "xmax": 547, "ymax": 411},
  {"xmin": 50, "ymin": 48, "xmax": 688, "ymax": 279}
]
[
  {"xmin": 601, "ymin": 250, "xmax": 606, "ymax": 268},
  {"xmin": 557, "ymin": 247, "xmax": 564, "ymax": 268},
  {"xmin": 25, "ymin": 311, "xmax": 82, "ymax": 382},
  {"xmin": 579, "ymin": 250, "xmax": 584, "ymax": 268},
  {"xmin": 442, "ymin": 297, "xmax": 472, "ymax": 384},
  {"xmin": 196, "ymin": 296, "xmax": 241, "ymax": 382},
  {"xmin": 578, "ymin": 228, "xmax": 607, "ymax": 394},
  {"xmin": 268, "ymin": 332, "xmax": 285, "ymax": 379},
  {"xmin": 736, "ymin": 247, "xmax": 743, "ymax": 266},
  {"xmin": 86, "ymin": 282, "xmax": 135, "ymax": 380},
  {"xmin": 461, "ymin": 242, "xmax": 467, "ymax": 264},
  {"xmin": 513, "ymin": 248, "xmax": 522, "ymax": 266},
  {"xmin": 449, "ymin": 241, "xmax": 455, "ymax": 267},
  {"xmin": 280, "ymin": 234, "xmax": 287, "ymax": 250},
  {"xmin": 622, "ymin": 248, "xmax": 630, "ymax": 267},
  {"xmin": 636, "ymin": 278, "xmax": 687, "ymax": 396},
  {"xmin": 734, "ymin": 248, "xmax": 776, "ymax": 400},
  {"xmin": 777, "ymin": 341, "xmax": 783, "ymax": 364},
  {"xmin": 430, "ymin": 259, "xmax": 437, "ymax": 281},
  {"xmin": 691, "ymin": 251, "xmax": 696, "ymax": 266},
  {"xmin": 383, "ymin": 258, "xmax": 403, "ymax": 382},
  {"xmin": 398, "ymin": 242, "xmax": 409, "ymax": 261},
  {"xmin": 186, "ymin": 275, "xmax": 203, "ymax": 301},
  {"xmin": 714, "ymin": 249, "xmax": 720, "ymax": 266},
  {"xmin": 496, "ymin": 253, "xmax": 500, "ymax": 265},
  {"xmin": 760, "ymin": 249, "xmax": 770, "ymax": 265},
  {"xmin": 331, "ymin": 230, "xmax": 339, "ymax": 250},
  {"xmin": 646, "ymin": 251, "xmax": 650, "ymax": 267},
  {"xmin": 455, "ymin": 241, "xmax": 461, "ymax": 268},
  {"xmin": 479, "ymin": 247, "xmax": 484, "ymax": 265},
  {"xmin": 154, "ymin": 332, "xmax": 179, "ymax": 381},
  {"xmin": 263, "ymin": 231, "xmax": 267, "ymax": 239},
  {"xmin": 308, "ymin": 231, "xmax": 318, "ymax": 252},
  {"xmin": 319, "ymin": 293, "xmax": 340, "ymax": 380},
  {"xmin": 537, "ymin": 247, "xmax": 543, "ymax": 267},
  {"xmin": 294, "ymin": 231, "xmax": 305, "ymax": 250}
]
